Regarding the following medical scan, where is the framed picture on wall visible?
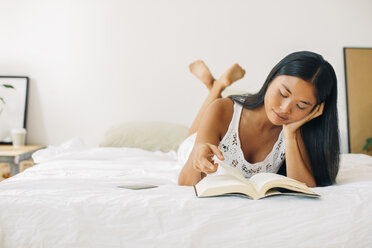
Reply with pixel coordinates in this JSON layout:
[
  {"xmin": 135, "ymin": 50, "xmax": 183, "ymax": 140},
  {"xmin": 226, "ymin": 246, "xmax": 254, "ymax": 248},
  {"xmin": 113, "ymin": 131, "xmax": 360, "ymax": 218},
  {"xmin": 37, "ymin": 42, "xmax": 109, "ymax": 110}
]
[
  {"xmin": 0, "ymin": 76, "xmax": 29, "ymax": 144},
  {"xmin": 343, "ymin": 47, "xmax": 372, "ymax": 154}
]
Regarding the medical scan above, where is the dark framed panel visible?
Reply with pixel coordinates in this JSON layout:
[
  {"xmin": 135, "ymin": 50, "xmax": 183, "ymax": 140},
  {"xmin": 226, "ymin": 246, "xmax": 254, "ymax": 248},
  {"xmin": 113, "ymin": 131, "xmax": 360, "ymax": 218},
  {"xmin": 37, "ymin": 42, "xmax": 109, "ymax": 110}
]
[
  {"xmin": 0, "ymin": 76, "xmax": 29, "ymax": 144},
  {"xmin": 343, "ymin": 48, "xmax": 372, "ymax": 153}
]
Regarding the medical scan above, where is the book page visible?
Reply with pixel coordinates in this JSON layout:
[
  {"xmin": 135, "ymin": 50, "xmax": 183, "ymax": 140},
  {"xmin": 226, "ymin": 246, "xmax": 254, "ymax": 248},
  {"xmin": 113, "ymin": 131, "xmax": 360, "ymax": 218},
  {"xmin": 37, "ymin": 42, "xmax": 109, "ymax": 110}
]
[
  {"xmin": 203, "ymin": 159, "xmax": 318, "ymax": 199},
  {"xmin": 249, "ymin": 173, "xmax": 305, "ymax": 193},
  {"xmin": 215, "ymin": 159, "xmax": 249, "ymax": 184},
  {"xmin": 195, "ymin": 174, "xmax": 258, "ymax": 198}
]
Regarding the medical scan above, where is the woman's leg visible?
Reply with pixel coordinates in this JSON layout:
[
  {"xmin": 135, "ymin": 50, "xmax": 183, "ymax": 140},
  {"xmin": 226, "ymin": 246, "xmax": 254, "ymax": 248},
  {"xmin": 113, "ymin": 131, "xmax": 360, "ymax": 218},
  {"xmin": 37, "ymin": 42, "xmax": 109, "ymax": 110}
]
[
  {"xmin": 186, "ymin": 61, "xmax": 245, "ymax": 137},
  {"xmin": 189, "ymin": 60, "xmax": 215, "ymax": 90}
]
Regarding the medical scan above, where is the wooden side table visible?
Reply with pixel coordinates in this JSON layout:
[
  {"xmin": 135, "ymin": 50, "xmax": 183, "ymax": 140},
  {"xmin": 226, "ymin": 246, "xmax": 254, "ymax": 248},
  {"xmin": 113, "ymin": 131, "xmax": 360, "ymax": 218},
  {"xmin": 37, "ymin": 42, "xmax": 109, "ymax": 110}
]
[{"xmin": 0, "ymin": 145, "xmax": 46, "ymax": 176}]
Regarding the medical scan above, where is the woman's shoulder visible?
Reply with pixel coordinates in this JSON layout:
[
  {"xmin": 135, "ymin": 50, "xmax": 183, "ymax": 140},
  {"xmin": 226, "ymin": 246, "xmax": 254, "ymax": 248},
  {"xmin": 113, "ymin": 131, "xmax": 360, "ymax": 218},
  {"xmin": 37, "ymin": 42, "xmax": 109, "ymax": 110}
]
[
  {"xmin": 206, "ymin": 98, "xmax": 235, "ymax": 135},
  {"xmin": 208, "ymin": 97, "xmax": 235, "ymax": 117}
]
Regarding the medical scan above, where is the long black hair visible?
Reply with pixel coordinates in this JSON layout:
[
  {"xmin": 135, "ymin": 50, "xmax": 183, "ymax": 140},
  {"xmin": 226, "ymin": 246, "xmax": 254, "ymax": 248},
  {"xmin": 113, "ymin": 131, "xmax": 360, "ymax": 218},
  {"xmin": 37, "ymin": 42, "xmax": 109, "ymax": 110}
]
[{"xmin": 229, "ymin": 51, "xmax": 340, "ymax": 186}]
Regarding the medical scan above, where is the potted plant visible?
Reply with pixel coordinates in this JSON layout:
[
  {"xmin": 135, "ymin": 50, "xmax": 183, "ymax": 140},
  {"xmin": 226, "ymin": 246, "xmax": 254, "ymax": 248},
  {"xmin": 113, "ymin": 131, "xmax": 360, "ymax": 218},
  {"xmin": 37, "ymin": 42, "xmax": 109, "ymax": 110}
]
[
  {"xmin": 0, "ymin": 84, "xmax": 15, "ymax": 114},
  {"xmin": 363, "ymin": 137, "xmax": 372, "ymax": 155}
]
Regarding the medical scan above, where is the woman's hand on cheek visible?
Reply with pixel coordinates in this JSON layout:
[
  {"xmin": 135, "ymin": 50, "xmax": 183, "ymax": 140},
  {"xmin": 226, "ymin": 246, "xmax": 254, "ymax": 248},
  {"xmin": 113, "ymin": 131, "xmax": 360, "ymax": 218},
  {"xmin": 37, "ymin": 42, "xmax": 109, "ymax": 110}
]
[{"xmin": 283, "ymin": 102, "xmax": 325, "ymax": 138}]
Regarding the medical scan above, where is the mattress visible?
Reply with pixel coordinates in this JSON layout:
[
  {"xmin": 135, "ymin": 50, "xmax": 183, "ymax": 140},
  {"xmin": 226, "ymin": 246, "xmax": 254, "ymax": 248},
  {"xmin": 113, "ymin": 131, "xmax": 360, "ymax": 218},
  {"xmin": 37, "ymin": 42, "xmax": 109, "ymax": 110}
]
[{"xmin": 0, "ymin": 141, "xmax": 372, "ymax": 248}]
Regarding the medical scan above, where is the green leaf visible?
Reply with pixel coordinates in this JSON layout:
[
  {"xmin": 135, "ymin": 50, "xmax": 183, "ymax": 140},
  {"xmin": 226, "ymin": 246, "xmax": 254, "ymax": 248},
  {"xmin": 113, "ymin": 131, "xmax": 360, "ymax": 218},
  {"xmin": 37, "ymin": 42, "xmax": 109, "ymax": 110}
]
[
  {"xmin": 2, "ymin": 84, "xmax": 15, "ymax": 89},
  {"xmin": 363, "ymin": 143, "xmax": 368, "ymax": 151},
  {"xmin": 1, "ymin": 84, "xmax": 14, "ymax": 105},
  {"xmin": 363, "ymin": 137, "xmax": 372, "ymax": 152}
]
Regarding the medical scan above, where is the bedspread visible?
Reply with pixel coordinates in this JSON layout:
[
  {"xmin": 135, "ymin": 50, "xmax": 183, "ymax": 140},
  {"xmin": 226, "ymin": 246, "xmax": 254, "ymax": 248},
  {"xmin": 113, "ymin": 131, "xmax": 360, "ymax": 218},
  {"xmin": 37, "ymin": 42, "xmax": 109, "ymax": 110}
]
[{"xmin": 0, "ymin": 143, "xmax": 372, "ymax": 248}]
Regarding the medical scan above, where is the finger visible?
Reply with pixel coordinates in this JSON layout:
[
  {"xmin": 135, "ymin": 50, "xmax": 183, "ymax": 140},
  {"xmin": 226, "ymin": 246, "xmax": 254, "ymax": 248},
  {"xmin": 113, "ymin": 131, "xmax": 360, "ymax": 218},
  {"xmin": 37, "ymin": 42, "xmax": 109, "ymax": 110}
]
[
  {"xmin": 312, "ymin": 104, "xmax": 321, "ymax": 114},
  {"xmin": 308, "ymin": 104, "xmax": 323, "ymax": 121},
  {"xmin": 200, "ymin": 157, "xmax": 218, "ymax": 173},
  {"xmin": 313, "ymin": 104, "xmax": 322, "ymax": 116},
  {"xmin": 204, "ymin": 165, "xmax": 218, "ymax": 174},
  {"xmin": 303, "ymin": 107, "xmax": 318, "ymax": 123},
  {"xmin": 207, "ymin": 144, "xmax": 225, "ymax": 160},
  {"xmin": 313, "ymin": 103, "xmax": 325, "ymax": 117},
  {"xmin": 192, "ymin": 161, "xmax": 202, "ymax": 172},
  {"xmin": 319, "ymin": 102, "xmax": 325, "ymax": 114},
  {"xmin": 192, "ymin": 158, "xmax": 212, "ymax": 173},
  {"xmin": 314, "ymin": 105, "xmax": 324, "ymax": 118}
]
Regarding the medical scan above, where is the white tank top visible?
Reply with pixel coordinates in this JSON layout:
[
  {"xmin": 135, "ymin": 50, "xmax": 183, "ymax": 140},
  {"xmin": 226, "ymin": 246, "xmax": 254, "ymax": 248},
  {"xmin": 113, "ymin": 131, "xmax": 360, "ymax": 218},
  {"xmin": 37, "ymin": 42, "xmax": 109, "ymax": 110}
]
[{"xmin": 218, "ymin": 102, "xmax": 286, "ymax": 178}]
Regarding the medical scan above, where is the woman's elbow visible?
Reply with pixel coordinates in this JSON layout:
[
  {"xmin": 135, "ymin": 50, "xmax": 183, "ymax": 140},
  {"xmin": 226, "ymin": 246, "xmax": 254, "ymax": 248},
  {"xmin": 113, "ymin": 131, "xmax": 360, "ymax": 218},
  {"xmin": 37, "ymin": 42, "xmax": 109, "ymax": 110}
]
[
  {"xmin": 178, "ymin": 173, "xmax": 201, "ymax": 186},
  {"xmin": 307, "ymin": 182, "xmax": 316, "ymax": 188},
  {"xmin": 178, "ymin": 177, "xmax": 189, "ymax": 186},
  {"xmin": 305, "ymin": 177, "xmax": 317, "ymax": 188}
]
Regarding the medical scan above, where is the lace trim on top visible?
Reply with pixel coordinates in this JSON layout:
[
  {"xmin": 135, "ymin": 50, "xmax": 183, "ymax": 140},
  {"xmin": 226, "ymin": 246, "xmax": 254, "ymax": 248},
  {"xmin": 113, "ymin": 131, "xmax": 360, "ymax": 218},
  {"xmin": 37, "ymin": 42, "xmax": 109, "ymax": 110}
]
[{"xmin": 218, "ymin": 102, "xmax": 286, "ymax": 179}]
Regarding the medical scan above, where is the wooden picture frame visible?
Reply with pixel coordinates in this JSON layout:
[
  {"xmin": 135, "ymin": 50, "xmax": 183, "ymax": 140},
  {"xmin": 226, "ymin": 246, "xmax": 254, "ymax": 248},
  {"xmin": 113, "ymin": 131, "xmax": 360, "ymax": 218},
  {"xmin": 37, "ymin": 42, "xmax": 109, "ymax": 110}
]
[
  {"xmin": 0, "ymin": 76, "xmax": 29, "ymax": 144},
  {"xmin": 343, "ymin": 48, "xmax": 372, "ymax": 154}
]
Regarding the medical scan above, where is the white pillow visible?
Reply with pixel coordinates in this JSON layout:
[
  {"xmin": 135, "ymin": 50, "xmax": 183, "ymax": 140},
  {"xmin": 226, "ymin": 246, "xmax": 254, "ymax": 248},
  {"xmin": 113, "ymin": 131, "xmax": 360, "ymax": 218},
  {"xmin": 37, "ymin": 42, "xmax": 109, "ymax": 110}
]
[{"xmin": 99, "ymin": 121, "xmax": 189, "ymax": 152}]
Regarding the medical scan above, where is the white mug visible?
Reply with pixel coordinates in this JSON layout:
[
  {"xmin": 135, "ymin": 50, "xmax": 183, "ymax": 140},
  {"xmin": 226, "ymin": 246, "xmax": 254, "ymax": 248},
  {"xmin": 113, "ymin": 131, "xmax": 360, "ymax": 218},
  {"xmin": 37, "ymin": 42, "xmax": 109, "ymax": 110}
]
[{"xmin": 11, "ymin": 128, "xmax": 27, "ymax": 147}]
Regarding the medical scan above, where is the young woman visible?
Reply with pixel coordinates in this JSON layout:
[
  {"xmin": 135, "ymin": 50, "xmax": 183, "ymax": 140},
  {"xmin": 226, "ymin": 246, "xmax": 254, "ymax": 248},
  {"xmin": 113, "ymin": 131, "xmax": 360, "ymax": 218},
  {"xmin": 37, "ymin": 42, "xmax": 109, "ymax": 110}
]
[{"xmin": 178, "ymin": 51, "xmax": 340, "ymax": 187}]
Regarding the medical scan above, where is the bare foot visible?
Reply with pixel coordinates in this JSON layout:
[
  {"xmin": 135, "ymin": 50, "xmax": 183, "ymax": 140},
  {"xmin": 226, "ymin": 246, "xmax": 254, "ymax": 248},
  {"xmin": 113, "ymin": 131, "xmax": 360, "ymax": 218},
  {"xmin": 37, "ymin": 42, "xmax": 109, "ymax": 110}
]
[
  {"xmin": 215, "ymin": 63, "xmax": 245, "ymax": 90},
  {"xmin": 189, "ymin": 60, "xmax": 215, "ymax": 90}
]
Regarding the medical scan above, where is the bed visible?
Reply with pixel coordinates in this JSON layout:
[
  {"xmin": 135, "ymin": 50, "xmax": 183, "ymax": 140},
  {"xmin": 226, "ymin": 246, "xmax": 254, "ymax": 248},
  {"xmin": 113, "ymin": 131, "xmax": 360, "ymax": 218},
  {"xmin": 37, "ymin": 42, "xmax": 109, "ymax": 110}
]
[{"xmin": 1, "ymin": 124, "xmax": 372, "ymax": 248}]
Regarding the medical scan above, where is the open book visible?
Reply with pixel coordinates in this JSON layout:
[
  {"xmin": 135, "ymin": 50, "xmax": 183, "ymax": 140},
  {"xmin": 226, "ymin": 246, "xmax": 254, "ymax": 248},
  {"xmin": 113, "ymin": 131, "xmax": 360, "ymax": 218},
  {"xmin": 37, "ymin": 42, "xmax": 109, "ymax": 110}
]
[{"xmin": 194, "ymin": 161, "xmax": 320, "ymax": 200}]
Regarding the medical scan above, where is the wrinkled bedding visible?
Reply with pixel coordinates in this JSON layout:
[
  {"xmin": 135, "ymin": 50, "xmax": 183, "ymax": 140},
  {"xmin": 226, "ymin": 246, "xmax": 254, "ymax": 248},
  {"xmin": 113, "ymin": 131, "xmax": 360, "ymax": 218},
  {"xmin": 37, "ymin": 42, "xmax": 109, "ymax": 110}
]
[{"xmin": 0, "ymin": 140, "xmax": 372, "ymax": 248}]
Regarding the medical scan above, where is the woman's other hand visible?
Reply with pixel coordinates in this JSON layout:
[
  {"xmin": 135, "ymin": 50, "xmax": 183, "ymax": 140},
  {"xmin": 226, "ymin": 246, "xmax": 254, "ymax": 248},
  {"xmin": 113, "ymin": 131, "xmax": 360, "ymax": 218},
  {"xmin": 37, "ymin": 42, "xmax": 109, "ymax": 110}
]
[
  {"xmin": 191, "ymin": 143, "xmax": 224, "ymax": 174},
  {"xmin": 178, "ymin": 98, "xmax": 232, "ymax": 186},
  {"xmin": 283, "ymin": 102, "xmax": 325, "ymax": 138}
]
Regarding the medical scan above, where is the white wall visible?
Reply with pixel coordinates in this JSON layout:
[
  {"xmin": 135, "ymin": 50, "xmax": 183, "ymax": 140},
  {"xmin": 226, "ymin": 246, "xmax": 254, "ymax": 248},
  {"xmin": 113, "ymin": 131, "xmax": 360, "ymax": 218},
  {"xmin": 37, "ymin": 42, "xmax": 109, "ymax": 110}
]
[{"xmin": 0, "ymin": 0, "xmax": 371, "ymax": 153}]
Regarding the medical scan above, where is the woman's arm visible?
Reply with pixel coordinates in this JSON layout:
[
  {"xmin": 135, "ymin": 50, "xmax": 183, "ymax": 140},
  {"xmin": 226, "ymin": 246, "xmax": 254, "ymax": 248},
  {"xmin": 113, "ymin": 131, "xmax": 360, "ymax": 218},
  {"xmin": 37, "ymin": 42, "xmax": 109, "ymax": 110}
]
[
  {"xmin": 178, "ymin": 98, "xmax": 232, "ymax": 186},
  {"xmin": 282, "ymin": 103, "xmax": 324, "ymax": 187},
  {"xmin": 284, "ymin": 130, "xmax": 316, "ymax": 187}
]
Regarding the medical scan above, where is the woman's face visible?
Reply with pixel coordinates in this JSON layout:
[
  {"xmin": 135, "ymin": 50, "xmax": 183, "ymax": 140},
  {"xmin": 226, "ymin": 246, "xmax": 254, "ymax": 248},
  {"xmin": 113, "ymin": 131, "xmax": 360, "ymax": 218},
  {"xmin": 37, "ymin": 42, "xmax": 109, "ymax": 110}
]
[{"xmin": 264, "ymin": 75, "xmax": 317, "ymax": 126}]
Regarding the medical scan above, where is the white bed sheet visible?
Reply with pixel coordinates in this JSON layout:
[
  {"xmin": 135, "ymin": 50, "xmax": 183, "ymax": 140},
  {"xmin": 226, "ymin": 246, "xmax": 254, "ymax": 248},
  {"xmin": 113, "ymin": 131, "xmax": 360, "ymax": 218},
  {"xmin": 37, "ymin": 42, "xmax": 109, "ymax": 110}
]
[{"xmin": 0, "ymin": 142, "xmax": 372, "ymax": 248}]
